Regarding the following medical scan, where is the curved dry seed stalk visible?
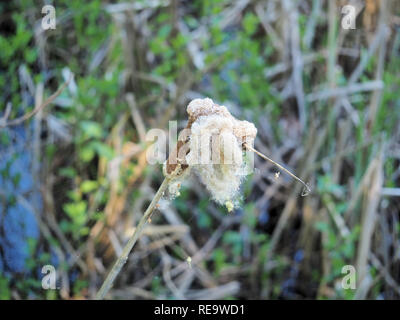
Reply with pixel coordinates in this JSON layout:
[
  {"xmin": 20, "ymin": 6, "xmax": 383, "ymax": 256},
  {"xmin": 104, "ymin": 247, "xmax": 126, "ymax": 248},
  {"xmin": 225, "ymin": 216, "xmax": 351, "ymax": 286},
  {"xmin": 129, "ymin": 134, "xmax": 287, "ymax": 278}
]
[
  {"xmin": 243, "ymin": 143, "xmax": 311, "ymax": 196},
  {"xmin": 164, "ymin": 98, "xmax": 308, "ymax": 202},
  {"xmin": 0, "ymin": 75, "xmax": 72, "ymax": 128}
]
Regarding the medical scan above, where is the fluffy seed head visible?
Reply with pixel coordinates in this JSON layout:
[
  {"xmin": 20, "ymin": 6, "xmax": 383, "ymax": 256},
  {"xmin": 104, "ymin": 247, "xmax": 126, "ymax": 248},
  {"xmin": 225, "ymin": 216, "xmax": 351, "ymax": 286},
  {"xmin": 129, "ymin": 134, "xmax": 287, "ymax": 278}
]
[
  {"xmin": 163, "ymin": 98, "xmax": 257, "ymax": 205},
  {"xmin": 181, "ymin": 98, "xmax": 257, "ymax": 205}
]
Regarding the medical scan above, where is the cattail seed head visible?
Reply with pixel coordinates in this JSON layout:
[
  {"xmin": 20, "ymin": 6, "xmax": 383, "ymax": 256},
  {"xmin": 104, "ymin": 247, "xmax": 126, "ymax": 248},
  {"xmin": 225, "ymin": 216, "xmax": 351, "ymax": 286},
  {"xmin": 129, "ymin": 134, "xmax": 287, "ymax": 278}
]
[{"xmin": 164, "ymin": 97, "xmax": 257, "ymax": 205}]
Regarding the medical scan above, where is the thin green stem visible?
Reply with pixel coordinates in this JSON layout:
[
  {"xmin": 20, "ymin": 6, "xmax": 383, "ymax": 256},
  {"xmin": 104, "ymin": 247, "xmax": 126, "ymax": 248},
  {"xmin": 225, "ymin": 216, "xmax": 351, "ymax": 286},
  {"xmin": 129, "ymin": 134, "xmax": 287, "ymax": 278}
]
[{"xmin": 95, "ymin": 177, "xmax": 170, "ymax": 300}]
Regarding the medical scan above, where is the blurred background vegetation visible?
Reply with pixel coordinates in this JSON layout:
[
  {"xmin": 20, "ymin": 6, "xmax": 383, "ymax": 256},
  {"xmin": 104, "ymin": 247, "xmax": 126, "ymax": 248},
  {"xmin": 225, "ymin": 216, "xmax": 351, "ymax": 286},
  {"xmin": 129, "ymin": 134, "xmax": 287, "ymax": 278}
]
[{"xmin": 0, "ymin": 0, "xmax": 400, "ymax": 300}]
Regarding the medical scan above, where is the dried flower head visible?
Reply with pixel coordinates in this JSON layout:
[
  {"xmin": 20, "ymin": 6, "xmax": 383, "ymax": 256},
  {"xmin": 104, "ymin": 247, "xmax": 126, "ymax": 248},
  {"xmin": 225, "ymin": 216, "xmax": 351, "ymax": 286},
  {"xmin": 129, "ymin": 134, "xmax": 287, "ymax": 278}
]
[{"xmin": 164, "ymin": 97, "xmax": 257, "ymax": 206}]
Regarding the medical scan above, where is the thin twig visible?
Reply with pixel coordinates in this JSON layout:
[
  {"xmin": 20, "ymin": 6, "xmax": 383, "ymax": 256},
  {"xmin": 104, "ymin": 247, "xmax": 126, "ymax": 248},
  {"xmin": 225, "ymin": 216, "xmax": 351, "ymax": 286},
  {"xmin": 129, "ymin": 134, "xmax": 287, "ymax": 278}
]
[
  {"xmin": 288, "ymin": 0, "xmax": 306, "ymax": 130},
  {"xmin": 126, "ymin": 93, "xmax": 146, "ymax": 142},
  {"xmin": 306, "ymin": 80, "xmax": 384, "ymax": 103},
  {"xmin": 0, "ymin": 103, "xmax": 12, "ymax": 125},
  {"xmin": 96, "ymin": 177, "xmax": 171, "ymax": 300},
  {"xmin": 244, "ymin": 143, "xmax": 311, "ymax": 196},
  {"xmin": 0, "ymin": 75, "xmax": 72, "ymax": 128}
]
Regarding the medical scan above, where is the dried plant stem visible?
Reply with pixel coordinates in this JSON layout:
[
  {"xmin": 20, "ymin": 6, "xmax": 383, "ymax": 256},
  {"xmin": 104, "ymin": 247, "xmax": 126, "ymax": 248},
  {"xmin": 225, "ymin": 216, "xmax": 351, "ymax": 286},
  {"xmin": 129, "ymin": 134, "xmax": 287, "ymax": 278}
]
[
  {"xmin": 96, "ymin": 177, "xmax": 171, "ymax": 300},
  {"xmin": 244, "ymin": 143, "xmax": 311, "ymax": 196},
  {"xmin": 0, "ymin": 75, "xmax": 72, "ymax": 128}
]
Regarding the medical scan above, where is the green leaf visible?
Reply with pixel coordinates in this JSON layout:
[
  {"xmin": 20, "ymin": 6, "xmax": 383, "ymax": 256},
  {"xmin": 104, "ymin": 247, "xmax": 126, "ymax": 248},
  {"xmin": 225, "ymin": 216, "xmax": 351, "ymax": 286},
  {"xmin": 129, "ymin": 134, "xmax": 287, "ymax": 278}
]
[
  {"xmin": 80, "ymin": 146, "xmax": 95, "ymax": 162},
  {"xmin": 80, "ymin": 121, "xmax": 103, "ymax": 139},
  {"xmin": 63, "ymin": 201, "xmax": 87, "ymax": 226},
  {"xmin": 242, "ymin": 13, "xmax": 259, "ymax": 36},
  {"xmin": 91, "ymin": 141, "xmax": 115, "ymax": 160},
  {"xmin": 315, "ymin": 221, "xmax": 329, "ymax": 232},
  {"xmin": 80, "ymin": 180, "xmax": 98, "ymax": 193},
  {"xmin": 59, "ymin": 167, "xmax": 77, "ymax": 178}
]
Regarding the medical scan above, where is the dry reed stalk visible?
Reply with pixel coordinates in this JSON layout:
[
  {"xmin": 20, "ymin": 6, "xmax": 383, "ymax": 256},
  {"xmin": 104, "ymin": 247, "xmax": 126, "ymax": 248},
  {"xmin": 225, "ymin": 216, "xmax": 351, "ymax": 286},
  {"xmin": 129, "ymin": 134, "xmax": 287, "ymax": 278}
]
[{"xmin": 96, "ymin": 177, "xmax": 171, "ymax": 299}]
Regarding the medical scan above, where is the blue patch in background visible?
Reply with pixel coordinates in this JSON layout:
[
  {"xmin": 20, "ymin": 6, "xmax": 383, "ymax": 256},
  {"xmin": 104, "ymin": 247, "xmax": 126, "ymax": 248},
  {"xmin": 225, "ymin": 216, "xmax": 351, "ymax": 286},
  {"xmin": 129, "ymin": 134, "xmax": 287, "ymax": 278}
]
[{"xmin": 0, "ymin": 125, "xmax": 40, "ymax": 274}]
